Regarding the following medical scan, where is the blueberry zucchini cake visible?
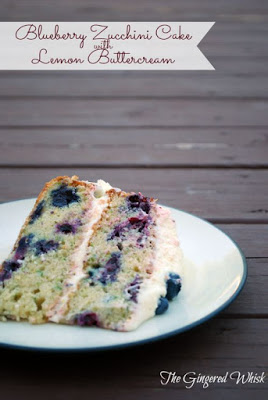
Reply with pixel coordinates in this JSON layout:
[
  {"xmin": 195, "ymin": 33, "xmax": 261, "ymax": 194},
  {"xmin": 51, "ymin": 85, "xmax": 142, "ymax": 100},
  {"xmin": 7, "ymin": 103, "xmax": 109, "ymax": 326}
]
[{"xmin": 0, "ymin": 176, "xmax": 183, "ymax": 331}]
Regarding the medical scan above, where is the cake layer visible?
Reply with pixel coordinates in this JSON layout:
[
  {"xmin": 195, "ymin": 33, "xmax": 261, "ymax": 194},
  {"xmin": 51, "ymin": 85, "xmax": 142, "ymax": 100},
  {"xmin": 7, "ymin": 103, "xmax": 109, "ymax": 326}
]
[
  {"xmin": 0, "ymin": 176, "xmax": 110, "ymax": 323},
  {"xmin": 0, "ymin": 176, "xmax": 183, "ymax": 331},
  {"xmin": 54, "ymin": 190, "xmax": 182, "ymax": 331}
]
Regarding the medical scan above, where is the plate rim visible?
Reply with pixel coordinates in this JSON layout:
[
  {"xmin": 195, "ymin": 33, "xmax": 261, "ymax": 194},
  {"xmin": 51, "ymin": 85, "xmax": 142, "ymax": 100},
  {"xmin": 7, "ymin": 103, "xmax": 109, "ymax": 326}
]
[{"xmin": 0, "ymin": 199, "xmax": 247, "ymax": 353}]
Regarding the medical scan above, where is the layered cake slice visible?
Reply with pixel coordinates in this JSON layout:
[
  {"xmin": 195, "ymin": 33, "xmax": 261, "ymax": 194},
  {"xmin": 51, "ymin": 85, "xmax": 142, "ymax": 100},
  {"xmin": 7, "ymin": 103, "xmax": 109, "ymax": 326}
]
[
  {"xmin": 0, "ymin": 176, "xmax": 183, "ymax": 331},
  {"xmin": 52, "ymin": 190, "xmax": 183, "ymax": 331},
  {"xmin": 0, "ymin": 176, "xmax": 111, "ymax": 323}
]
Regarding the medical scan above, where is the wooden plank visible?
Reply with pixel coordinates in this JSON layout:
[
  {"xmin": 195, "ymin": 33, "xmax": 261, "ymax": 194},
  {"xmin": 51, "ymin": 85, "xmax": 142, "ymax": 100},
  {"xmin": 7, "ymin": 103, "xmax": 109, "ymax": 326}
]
[
  {"xmin": 200, "ymin": 42, "xmax": 267, "ymax": 57},
  {"xmin": 1, "ymin": 99, "xmax": 268, "ymax": 127},
  {"xmin": 222, "ymin": 258, "xmax": 268, "ymax": 316},
  {"xmin": 1, "ymin": 0, "xmax": 267, "ymax": 22},
  {"xmin": 0, "ymin": 127, "xmax": 267, "ymax": 167},
  {"xmin": 0, "ymin": 319, "xmax": 267, "ymax": 400},
  {"xmin": 0, "ymin": 74, "xmax": 267, "ymax": 98},
  {"xmin": 216, "ymin": 226, "xmax": 268, "ymax": 258},
  {"xmin": 1, "ymin": 168, "xmax": 268, "ymax": 222}
]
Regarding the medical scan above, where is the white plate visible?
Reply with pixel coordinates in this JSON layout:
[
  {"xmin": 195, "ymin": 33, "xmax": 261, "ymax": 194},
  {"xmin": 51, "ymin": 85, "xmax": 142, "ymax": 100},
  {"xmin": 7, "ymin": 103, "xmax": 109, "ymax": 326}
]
[{"xmin": 0, "ymin": 199, "xmax": 247, "ymax": 351}]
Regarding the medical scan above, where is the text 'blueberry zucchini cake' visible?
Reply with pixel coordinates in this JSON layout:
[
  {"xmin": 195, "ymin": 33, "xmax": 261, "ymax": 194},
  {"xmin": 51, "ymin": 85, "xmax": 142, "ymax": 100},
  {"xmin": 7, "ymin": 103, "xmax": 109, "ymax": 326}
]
[{"xmin": 0, "ymin": 176, "xmax": 183, "ymax": 331}]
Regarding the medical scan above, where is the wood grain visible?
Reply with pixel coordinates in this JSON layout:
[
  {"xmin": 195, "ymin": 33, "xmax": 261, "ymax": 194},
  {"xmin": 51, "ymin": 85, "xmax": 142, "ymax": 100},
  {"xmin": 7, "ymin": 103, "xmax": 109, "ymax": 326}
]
[
  {"xmin": 1, "ymin": 168, "xmax": 268, "ymax": 222},
  {"xmin": 216, "ymin": 225, "xmax": 268, "ymax": 258},
  {"xmin": 0, "ymin": 98, "xmax": 268, "ymax": 127},
  {"xmin": 0, "ymin": 318, "xmax": 267, "ymax": 400},
  {"xmin": 223, "ymin": 258, "xmax": 268, "ymax": 316},
  {"xmin": 0, "ymin": 127, "xmax": 267, "ymax": 167},
  {"xmin": 1, "ymin": 0, "xmax": 267, "ymax": 22},
  {"xmin": 1, "ymin": 74, "xmax": 268, "ymax": 98}
]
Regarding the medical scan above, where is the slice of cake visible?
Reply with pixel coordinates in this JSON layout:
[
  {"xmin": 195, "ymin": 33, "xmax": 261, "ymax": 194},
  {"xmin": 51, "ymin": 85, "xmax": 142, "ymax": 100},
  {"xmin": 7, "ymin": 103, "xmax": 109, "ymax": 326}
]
[
  {"xmin": 0, "ymin": 176, "xmax": 111, "ymax": 323},
  {"xmin": 56, "ymin": 190, "xmax": 183, "ymax": 331},
  {"xmin": 0, "ymin": 176, "xmax": 183, "ymax": 331}
]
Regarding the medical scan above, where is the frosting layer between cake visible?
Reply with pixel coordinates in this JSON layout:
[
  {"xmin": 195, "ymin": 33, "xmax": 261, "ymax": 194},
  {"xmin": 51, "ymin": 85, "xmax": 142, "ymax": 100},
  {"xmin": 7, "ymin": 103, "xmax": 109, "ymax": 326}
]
[
  {"xmin": 0, "ymin": 176, "xmax": 183, "ymax": 331},
  {"xmin": 0, "ymin": 176, "xmax": 110, "ymax": 323}
]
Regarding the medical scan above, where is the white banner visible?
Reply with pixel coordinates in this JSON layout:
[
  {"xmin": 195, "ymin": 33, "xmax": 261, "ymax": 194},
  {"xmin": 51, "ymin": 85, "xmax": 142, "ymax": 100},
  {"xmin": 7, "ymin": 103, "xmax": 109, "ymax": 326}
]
[{"xmin": 0, "ymin": 22, "xmax": 215, "ymax": 70}]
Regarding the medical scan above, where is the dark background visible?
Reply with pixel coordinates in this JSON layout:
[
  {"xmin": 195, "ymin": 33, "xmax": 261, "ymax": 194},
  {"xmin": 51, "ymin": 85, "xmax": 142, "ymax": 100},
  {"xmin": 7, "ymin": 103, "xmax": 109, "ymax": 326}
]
[{"xmin": 0, "ymin": 0, "xmax": 267, "ymax": 399}]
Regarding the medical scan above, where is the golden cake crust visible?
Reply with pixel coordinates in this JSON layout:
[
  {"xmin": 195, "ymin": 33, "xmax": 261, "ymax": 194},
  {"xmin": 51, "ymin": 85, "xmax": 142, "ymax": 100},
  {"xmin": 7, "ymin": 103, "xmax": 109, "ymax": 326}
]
[{"xmin": 0, "ymin": 176, "xmax": 87, "ymax": 273}]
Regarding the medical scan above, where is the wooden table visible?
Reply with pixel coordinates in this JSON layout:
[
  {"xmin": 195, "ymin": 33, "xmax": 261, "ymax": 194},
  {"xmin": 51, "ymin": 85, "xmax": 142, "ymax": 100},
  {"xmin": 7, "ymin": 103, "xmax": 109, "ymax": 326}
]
[{"xmin": 0, "ymin": 1, "xmax": 267, "ymax": 399}]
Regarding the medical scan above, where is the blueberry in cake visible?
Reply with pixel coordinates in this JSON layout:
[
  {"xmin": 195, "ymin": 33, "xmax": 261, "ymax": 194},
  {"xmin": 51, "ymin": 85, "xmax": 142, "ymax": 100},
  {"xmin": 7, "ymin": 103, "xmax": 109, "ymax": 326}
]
[
  {"xmin": 0, "ymin": 176, "xmax": 183, "ymax": 331},
  {"xmin": 0, "ymin": 176, "xmax": 110, "ymax": 324}
]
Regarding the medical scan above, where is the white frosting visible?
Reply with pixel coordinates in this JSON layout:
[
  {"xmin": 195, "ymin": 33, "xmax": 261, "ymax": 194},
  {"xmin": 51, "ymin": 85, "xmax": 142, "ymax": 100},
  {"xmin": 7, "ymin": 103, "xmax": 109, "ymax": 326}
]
[
  {"xmin": 48, "ymin": 181, "xmax": 111, "ymax": 323},
  {"xmin": 96, "ymin": 179, "xmax": 113, "ymax": 192},
  {"xmin": 83, "ymin": 179, "xmax": 115, "ymax": 194},
  {"xmin": 122, "ymin": 204, "xmax": 183, "ymax": 331},
  {"xmin": 48, "ymin": 181, "xmax": 183, "ymax": 330}
]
